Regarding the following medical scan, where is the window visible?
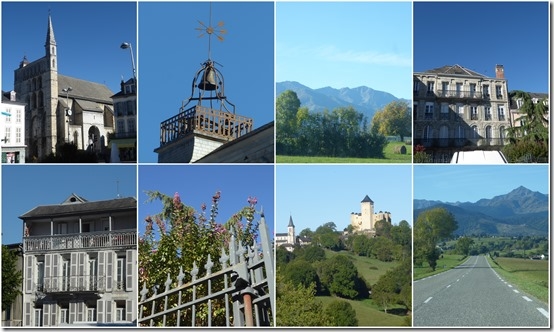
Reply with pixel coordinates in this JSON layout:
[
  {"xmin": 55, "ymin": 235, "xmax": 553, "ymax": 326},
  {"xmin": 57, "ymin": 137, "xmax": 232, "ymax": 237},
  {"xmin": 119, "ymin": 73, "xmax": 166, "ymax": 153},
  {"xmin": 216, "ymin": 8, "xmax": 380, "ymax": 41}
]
[
  {"xmin": 456, "ymin": 125, "xmax": 465, "ymax": 138},
  {"xmin": 34, "ymin": 309, "xmax": 42, "ymax": 326},
  {"xmin": 5, "ymin": 108, "xmax": 11, "ymax": 122},
  {"xmin": 470, "ymin": 106, "xmax": 478, "ymax": 120},
  {"xmin": 87, "ymin": 308, "xmax": 96, "ymax": 322},
  {"xmin": 441, "ymin": 82, "xmax": 449, "ymax": 96},
  {"xmin": 115, "ymin": 302, "xmax": 125, "ymax": 322},
  {"xmin": 456, "ymin": 83, "xmax": 463, "ymax": 97},
  {"xmin": 89, "ymin": 259, "xmax": 96, "ymax": 291},
  {"xmin": 36, "ymin": 261, "xmax": 45, "ymax": 291},
  {"xmin": 116, "ymin": 258, "xmax": 125, "ymax": 290},
  {"xmin": 117, "ymin": 120, "xmax": 125, "ymax": 134},
  {"xmin": 496, "ymin": 85, "xmax": 502, "ymax": 98},
  {"xmin": 413, "ymin": 80, "xmax": 420, "ymax": 92},
  {"xmin": 440, "ymin": 103, "xmax": 449, "ymax": 120},
  {"xmin": 469, "ymin": 83, "xmax": 476, "ymax": 97},
  {"xmin": 516, "ymin": 99, "xmax": 523, "ymax": 109},
  {"xmin": 57, "ymin": 223, "xmax": 68, "ymax": 235},
  {"xmin": 425, "ymin": 102, "xmax": 434, "ymax": 119},
  {"xmin": 498, "ymin": 105, "xmax": 506, "ymax": 120},
  {"xmin": 483, "ymin": 84, "xmax": 490, "ymax": 97},
  {"xmin": 127, "ymin": 118, "xmax": 135, "ymax": 134},
  {"xmin": 471, "ymin": 125, "xmax": 479, "ymax": 139},
  {"xmin": 5, "ymin": 127, "xmax": 10, "ymax": 143},
  {"xmin": 485, "ymin": 107, "xmax": 492, "ymax": 121},
  {"xmin": 423, "ymin": 125, "xmax": 432, "ymax": 140},
  {"xmin": 16, "ymin": 128, "xmax": 21, "ymax": 144},
  {"xmin": 427, "ymin": 81, "xmax": 434, "ymax": 95},
  {"xmin": 62, "ymin": 259, "xmax": 69, "ymax": 291},
  {"xmin": 59, "ymin": 308, "xmax": 68, "ymax": 325},
  {"xmin": 126, "ymin": 101, "xmax": 135, "ymax": 115}
]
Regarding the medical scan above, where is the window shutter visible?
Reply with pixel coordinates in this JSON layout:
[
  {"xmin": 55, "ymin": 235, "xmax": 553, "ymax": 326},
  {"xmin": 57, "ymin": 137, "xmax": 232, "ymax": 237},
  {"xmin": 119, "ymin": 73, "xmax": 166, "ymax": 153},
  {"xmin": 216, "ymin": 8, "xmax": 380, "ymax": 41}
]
[
  {"xmin": 70, "ymin": 252, "xmax": 78, "ymax": 291},
  {"xmin": 78, "ymin": 253, "xmax": 86, "ymax": 290},
  {"xmin": 25, "ymin": 256, "xmax": 34, "ymax": 293},
  {"xmin": 105, "ymin": 300, "xmax": 113, "ymax": 323},
  {"xmin": 51, "ymin": 254, "xmax": 59, "ymax": 291},
  {"xmin": 98, "ymin": 251, "xmax": 106, "ymax": 291},
  {"xmin": 126, "ymin": 250, "xmax": 134, "ymax": 292},
  {"xmin": 77, "ymin": 301, "xmax": 84, "ymax": 322},
  {"xmin": 43, "ymin": 303, "xmax": 50, "ymax": 327},
  {"xmin": 126, "ymin": 299, "xmax": 134, "ymax": 322},
  {"xmin": 24, "ymin": 302, "xmax": 32, "ymax": 326},
  {"xmin": 50, "ymin": 303, "xmax": 57, "ymax": 327},
  {"xmin": 44, "ymin": 254, "xmax": 52, "ymax": 291},
  {"xmin": 96, "ymin": 300, "xmax": 104, "ymax": 324},
  {"xmin": 106, "ymin": 251, "xmax": 114, "ymax": 292},
  {"xmin": 69, "ymin": 302, "xmax": 76, "ymax": 324}
]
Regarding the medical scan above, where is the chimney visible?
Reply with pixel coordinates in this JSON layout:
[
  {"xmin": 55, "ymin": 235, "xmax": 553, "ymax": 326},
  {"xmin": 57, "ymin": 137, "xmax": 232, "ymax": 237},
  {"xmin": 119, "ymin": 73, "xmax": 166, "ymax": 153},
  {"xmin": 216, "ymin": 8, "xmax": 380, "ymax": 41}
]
[{"xmin": 495, "ymin": 65, "xmax": 505, "ymax": 79}]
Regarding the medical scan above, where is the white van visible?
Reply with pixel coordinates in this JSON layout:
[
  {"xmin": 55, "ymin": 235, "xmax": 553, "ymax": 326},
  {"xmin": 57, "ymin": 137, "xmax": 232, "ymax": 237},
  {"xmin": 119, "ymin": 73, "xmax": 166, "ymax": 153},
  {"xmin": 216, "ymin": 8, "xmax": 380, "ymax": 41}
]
[{"xmin": 450, "ymin": 150, "xmax": 508, "ymax": 164}]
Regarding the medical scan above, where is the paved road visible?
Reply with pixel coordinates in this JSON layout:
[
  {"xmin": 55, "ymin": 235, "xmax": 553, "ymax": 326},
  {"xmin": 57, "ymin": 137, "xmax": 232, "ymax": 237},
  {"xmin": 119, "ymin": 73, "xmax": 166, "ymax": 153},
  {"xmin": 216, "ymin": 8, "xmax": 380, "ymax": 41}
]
[{"xmin": 413, "ymin": 255, "xmax": 549, "ymax": 327}]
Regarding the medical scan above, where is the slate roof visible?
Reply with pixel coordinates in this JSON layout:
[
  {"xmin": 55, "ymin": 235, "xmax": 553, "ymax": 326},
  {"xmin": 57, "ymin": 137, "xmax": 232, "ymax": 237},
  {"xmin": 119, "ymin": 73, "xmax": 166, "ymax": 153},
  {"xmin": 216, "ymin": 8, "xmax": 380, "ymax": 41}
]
[
  {"xmin": 361, "ymin": 195, "xmax": 373, "ymax": 203},
  {"xmin": 75, "ymin": 99, "xmax": 106, "ymax": 113},
  {"xmin": 419, "ymin": 64, "xmax": 488, "ymax": 78},
  {"xmin": 19, "ymin": 196, "xmax": 136, "ymax": 220},
  {"xmin": 288, "ymin": 215, "xmax": 295, "ymax": 227},
  {"xmin": 58, "ymin": 75, "xmax": 114, "ymax": 104}
]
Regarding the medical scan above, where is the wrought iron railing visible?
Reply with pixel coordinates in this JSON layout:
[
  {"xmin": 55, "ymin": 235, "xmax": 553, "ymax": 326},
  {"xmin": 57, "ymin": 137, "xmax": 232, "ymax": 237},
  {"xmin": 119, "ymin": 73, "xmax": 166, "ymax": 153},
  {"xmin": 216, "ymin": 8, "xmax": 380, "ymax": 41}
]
[
  {"xmin": 138, "ymin": 214, "xmax": 274, "ymax": 327},
  {"xmin": 159, "ymin": 105, "xmax": 253, "ymax": 147},
  {"xmin": 436, "ymin": 90, "xmax": 483, "ymax": 99},
  {"xmin": 39, "ymin": 275, "xmax": 106, "ymax": 293},
  {"xmin": 414, "ymin": 137, "xmax": 506, "ymax": 148},
  {"xmin": 24, "ymin": 229, "xmax": 136, "ymax": 253}
]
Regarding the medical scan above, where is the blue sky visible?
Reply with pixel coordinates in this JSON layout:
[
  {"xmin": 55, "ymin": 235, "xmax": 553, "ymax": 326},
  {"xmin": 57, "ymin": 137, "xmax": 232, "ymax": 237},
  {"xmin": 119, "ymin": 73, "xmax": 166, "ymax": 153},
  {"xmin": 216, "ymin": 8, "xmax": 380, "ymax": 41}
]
[
  {"xmin": 138, "ymin": 165, "xmax": 275, "ymax": 239},
  {"xmin": 276, "ymin": 165, "xmax": 412, "ymax": 234},
  {"xmin": 276, "ymin": 2, "xmax": 412, "ymax": 99},
  {"xmin": 414, "ymin": 165, "xmax": 549, "ymax": 203},
  {"xmin": 1, "ymin": 2, "xmax": 137, "ymax": 94},
  {"xmin": 138, "ymin": 2, "xmax": 274, "ymax": 163},
  {"xmin": 414, "ymin": 1, "xmax": 549, "ymax": 93},
  {"xmin": 1, "ymin": 165, "xmax": 137, "ymax": 245}
]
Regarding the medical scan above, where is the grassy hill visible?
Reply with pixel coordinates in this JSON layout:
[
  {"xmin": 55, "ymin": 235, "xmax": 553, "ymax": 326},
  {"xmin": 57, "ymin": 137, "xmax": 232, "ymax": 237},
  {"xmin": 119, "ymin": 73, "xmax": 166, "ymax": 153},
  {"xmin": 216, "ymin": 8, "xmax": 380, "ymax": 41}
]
[{"xmin": 324, "ymin": 249, "xmax": 399, "ymax": 285}]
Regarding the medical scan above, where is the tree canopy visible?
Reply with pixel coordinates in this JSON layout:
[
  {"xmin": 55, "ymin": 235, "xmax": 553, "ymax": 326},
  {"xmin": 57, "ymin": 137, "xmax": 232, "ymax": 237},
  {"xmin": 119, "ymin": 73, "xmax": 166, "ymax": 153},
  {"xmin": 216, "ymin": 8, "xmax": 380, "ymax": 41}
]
[
  {"xmin": 414, "ymin": 207, "xmax": 458, "ymax": 270},
  {"xmin": 2, "ymin": 245, "xmax": 22, "ymax": 311},
  {"xmin": 370, "ymin": 100, "xmax": 412, "ymax": 141}
]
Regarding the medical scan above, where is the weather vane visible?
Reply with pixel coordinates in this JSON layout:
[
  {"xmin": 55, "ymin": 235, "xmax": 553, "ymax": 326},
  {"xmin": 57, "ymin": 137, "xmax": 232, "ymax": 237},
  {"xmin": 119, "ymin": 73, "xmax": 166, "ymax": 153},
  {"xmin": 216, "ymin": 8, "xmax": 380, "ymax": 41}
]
[{"xmin": 195, "ymin": 3, "xmax": 227, "ymax": 60}]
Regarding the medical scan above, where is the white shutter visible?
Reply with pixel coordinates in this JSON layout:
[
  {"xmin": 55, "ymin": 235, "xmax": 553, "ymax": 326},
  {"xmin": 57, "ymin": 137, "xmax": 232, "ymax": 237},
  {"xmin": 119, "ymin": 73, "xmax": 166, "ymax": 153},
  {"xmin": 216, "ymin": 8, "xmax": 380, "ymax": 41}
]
[
  {"xmin": 43, "ymin": 303, "xmax": 50, "ymax": 327},
  {"xmin": 24, "ymin": 256, "xmax": 35, "ymax": 293},
  {"xmin": 44, "ymin": 254, "xmax": 52, "ymax": 291},
  {"xmin": 105, "ymin": 300, "xmax": 113, "ymax": 323},
  {"xmin": 24, "ymin": 302, "xmax": 32, "ymax": 326},
  {"xmin": 106, "ymin": 251, "xmax": 114, "ymax": 292},
  {"xmin": 98, "ymin": 251, "xmax": 106, "ymax": 291},
  {"xmin": 70, "ymin": 252, "xmax": 78, "ymax": 291},
  {"xmin": 51, "ymin": 254, "xmax": 59, "ymax": 291},
  {"xmin": 97, "ymin": 300, "xmax": 104, "ymax": 324},
  {"xmin": 77, "ymin": 301, "xmax": 84, "ymax": 322},
  {"xmin": 69, "ymin": 302, "xmax": 76, "ymax": 324},
  {"xmin": 126, "ymin": 250, "xmax": 135, "ymax": 291},
  {"xmin": 78, "ymin": 253, "xmax": 86, "ymax": 290},
  {"xmin": 50, "ymin": 303, "xmax": 57, "ymax": 327},
  {"xmin": 126, "ymin": 299, "xmax": 134, "ymax": 322}
]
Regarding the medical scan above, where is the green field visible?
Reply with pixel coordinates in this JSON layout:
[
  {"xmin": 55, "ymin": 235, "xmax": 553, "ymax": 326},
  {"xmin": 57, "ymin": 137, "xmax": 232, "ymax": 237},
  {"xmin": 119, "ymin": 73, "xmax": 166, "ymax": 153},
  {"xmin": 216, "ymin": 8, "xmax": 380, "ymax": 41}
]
[
  {"xmin": 324, "ymin": 249, "xmax": 399, "ymax": 285},
  {"xmin": 276, "ymin": 142, "xmax": 412, "ymax": 163},
  {"xmin": 413, "ymin": 254, "xmax": 468, "ymax": 280},
  {"xmin": 487, "ymin": 256, "xmax": 548, "ymax": 304},
  {"xmin": 316, "ymin": 296, "xmax": 409, "ymax": 326}
]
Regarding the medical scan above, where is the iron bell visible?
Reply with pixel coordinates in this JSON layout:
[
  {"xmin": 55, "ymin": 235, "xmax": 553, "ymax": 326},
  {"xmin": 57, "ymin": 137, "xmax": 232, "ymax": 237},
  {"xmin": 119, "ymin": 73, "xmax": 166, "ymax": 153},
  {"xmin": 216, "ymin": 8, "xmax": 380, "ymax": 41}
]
[{"xmin": 198, "ymin": 66, "xmax": 217, "ymax": 91}]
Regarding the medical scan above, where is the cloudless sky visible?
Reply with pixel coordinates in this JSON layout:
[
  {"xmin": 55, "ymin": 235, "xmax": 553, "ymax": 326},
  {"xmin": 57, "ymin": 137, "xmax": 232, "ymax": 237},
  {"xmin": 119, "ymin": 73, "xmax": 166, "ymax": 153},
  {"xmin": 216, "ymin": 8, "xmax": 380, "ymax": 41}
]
[
  {"xmin": 1, "ymin": 2, "xmax": 137, "ymax": 94},
  {"xmin": 138, "ymin": 2, "xmax": 274, "ymax": 163},
  {"xmin": 414, "ymin": 165, "xmax": 549, "ymax": 203},
  {"xmin": 276, "ymin": 165, "xmax": 412, "ymax": 235},
  {"xmin": 1, "ymin": 165, "xmax": 137, "ymax": 245},
  {"xmin": 276, "ymin": 2, "xmax": 412, "ymax": 99},
  {"xmin": 414, "ymin": 2, "xmax": 548, "ymax": 93},
  {"xmin": 138, "ymin": 165, "xmax": 274, "ymax": 239}
]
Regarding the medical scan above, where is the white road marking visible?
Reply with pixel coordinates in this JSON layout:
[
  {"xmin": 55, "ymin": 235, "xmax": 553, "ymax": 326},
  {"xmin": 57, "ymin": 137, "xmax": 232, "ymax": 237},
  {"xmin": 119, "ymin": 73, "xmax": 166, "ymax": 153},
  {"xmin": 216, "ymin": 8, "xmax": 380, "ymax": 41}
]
[
  {"xmin": 446, "ymin": 284, "xmax": 451, "ymax": 288},
  {"xmin": 513, "ymin": 290, "xmax": 520, "ymax": 294},
  {"xmin": 508, "ymin": 285, "xmax": 513, "ymax": 288},
  {"xmin": 424, "ymin": 297, "xmax": 433, "ymax": 304},
  {"xmin": 537, "ymin": 308, "xmax": 549, "ymax": 318},
  {"xmin": 522, "ymin": 296, "xmax": 533, "ymax": 302},
  {"xmin": 456, "ymin": 279, "xmax": 460, "ymax": 282}
]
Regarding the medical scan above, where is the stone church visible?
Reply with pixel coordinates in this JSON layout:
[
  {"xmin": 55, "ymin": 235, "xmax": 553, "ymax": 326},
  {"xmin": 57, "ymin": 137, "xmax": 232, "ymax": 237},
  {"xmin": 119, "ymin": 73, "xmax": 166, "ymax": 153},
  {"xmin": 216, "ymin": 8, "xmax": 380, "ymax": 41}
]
[{"xmin": 13, "ymin": 14, "xmax": 114, "ymax": 162}]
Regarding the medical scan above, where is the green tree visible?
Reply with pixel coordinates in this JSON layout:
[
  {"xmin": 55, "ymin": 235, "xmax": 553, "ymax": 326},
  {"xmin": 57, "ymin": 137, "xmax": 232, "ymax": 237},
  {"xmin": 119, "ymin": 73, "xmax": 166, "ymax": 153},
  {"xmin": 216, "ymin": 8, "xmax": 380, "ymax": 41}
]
[
  {"xmin": 414, "ymin": 207, "xmax": 457, "ymax": 271},
  {"xmin": 138, "ymin": 191, "xmax": 261, "ymax": 326},
  {"xmin": 276, "ymin": 90, "xmax": 301, "ymax": 154},
  {"xmin": 318, "ymin": 255, "xmax": 359, "ymax": 299},
  {"xmin": 283, "ymin": 259, "xmax": 320, "ymax": 290},
  {"xmin": 276, "ymin": 275, "xmax": 328, "ymax": 326},
  {"xmin": 456, "ymin": 237, "xmax": 475, "ymax": 256},
  {"xmin": 371, "ymin": 101, "xmax": 412, "ymax": 141},
  {"xmin": 324, "ymin": 300, "xmax": 358, "ymax": 326},
  {"xmin": 298, "ymin": 245, "xmax": 326, "ymax": 263},
  {"xmin": 372, "ymin": 259, "xmax": 411, "ymax": 313},
  {"xmin": 2, "ymin": 245, "xmax": 22, "ymax": 311}
]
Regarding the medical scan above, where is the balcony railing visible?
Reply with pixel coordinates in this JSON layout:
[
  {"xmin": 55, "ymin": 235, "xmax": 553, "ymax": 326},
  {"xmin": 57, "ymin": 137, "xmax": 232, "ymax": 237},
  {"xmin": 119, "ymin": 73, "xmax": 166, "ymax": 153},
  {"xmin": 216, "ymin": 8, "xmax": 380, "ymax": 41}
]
[
  {"xmin": 24, "ymin": 229, "xmax": 136, "ymax": 253},
  {"xmin": 436, "ymin": 90, "xmax": 483, "ymax": 99},
  {"xmin": 159, "ymin": 105, "xmax": 253, "ymax": 147},
  {"xmin": 414, "ymin": 137, "xmax": 507, "ymax": 148},
  {"xmin": 39, "ymin": 275, "xmax": 106, "ymax": 293}
]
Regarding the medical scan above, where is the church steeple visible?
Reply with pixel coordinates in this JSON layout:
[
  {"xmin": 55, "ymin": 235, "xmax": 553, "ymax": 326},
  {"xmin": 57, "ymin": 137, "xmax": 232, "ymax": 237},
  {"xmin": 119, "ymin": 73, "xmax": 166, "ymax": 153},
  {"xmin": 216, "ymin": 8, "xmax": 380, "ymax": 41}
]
[{"xmin": 45, "ymin": 12, "xmax": 57, "ymax": 56}]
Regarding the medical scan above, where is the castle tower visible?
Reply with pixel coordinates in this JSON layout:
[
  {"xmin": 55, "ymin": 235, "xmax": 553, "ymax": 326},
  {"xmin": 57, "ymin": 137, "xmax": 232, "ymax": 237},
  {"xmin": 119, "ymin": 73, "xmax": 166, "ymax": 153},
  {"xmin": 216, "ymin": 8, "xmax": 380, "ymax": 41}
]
[
  {"xmin": 154, "ymin": 5, "xmax": 253, "ymax": 163},
  {"xmin": 15, "ymin": 13, "xmax": 59, "ymax": 159},
  {"xmin": 287, "ymin": 215, "xmax": 295, "ymax": 245},
  {"xmin": 360, "ymin": 195, "xmax": 375, "ymax": 230}
]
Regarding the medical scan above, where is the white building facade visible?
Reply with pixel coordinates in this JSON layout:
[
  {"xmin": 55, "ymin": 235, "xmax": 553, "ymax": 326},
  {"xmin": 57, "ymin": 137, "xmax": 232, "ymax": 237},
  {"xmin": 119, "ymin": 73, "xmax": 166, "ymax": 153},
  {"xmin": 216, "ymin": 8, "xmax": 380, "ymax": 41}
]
[{"xmin": 1, "ymin": 91, "xmax": 26, "ymax": 163}]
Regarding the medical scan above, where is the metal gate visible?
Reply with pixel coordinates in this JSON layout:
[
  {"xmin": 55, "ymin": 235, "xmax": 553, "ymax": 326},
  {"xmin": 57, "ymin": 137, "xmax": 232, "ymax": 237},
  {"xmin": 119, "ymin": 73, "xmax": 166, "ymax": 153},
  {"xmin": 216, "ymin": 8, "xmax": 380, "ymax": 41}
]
[{"xmin": 138, "ymin": 213, "xmax": 274, "ymax": 327}]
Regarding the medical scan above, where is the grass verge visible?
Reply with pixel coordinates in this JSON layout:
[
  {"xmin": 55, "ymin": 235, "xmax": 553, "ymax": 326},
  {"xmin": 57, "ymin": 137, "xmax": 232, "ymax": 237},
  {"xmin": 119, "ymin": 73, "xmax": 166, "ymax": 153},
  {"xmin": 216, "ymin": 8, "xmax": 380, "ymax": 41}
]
[
  {"xmin": 413, "ymin": 254, "xmax": 469, "ymax": 280},
  {"xmin": 316, "ymin": 296, "xmax": 409, "ymax": 326}
]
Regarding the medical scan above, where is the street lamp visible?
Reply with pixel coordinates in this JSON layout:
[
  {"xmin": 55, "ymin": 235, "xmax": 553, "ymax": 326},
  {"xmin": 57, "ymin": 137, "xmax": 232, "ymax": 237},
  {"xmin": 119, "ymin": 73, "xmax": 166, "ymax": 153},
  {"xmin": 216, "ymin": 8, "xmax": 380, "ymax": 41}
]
[
  {"xmin": 62, "ymin": 87, "xmax": 72, "ymax": 143},
  {"xmin": 120, "ymin": 42, "xmax": 136, "ymax": 81}
]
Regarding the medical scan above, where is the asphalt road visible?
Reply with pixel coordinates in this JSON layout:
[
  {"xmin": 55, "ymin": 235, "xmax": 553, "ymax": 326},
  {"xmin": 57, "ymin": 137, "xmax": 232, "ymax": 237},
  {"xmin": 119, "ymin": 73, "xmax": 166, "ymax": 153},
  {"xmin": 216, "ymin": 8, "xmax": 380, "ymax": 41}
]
[{"xmin": 413, "ymin": 255, "xmax": 549, "ymax": 327}]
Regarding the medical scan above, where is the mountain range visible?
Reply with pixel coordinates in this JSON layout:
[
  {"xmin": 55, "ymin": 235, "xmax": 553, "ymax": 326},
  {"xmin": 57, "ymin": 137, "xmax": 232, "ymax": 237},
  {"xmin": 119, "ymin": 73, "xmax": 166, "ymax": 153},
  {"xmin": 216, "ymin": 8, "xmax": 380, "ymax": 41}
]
[
  {"xmin": 413, "ymin": 186, "xmax": 548, "ymax": 236},
  {"xmin": 276, "ymin": 81, "xmax": 411, "ymax": 121}
]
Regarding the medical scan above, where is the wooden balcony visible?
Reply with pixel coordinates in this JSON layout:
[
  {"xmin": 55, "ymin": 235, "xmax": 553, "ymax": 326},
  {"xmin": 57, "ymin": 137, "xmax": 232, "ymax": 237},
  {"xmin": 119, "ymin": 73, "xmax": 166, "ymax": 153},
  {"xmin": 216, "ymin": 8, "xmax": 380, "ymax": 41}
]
[{"xmin": 23, "ymin": 229, "xmax": 136, "ymax": 253}]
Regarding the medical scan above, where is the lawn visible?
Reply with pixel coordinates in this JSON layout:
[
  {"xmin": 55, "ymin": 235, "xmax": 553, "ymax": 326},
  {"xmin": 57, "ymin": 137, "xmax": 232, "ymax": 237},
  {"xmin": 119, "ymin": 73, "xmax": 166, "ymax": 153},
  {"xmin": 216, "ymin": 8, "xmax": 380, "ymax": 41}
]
[
  {"xmin": 323, "ymin": 249, "xmax": 399, "ymax": 285},
  {"xmin": 276, "ymin": 142, "xmax": 412, "ymax": 163},
  {"xmin": 316, "ymin": 296, "xmax": 409, "ymax": 327},
  {"xmin": 487, "ymin": 256, "xmax": 549, "ymax": 304},
  {"xmin": 413, "ymin": 254, "xmax": 468, "ymax": 280}
]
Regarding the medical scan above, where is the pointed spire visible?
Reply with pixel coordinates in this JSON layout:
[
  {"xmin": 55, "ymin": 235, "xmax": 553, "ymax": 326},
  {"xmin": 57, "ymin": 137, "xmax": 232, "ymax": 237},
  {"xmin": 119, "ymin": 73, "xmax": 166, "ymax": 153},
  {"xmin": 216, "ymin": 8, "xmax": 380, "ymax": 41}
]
[
  {"xmin": 288, "ymin": 215, "xmax": 294, "ymax": 228},
  {"xmin": 45, "ymin": 12, "xmax": 56, "ymax": 48}
]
